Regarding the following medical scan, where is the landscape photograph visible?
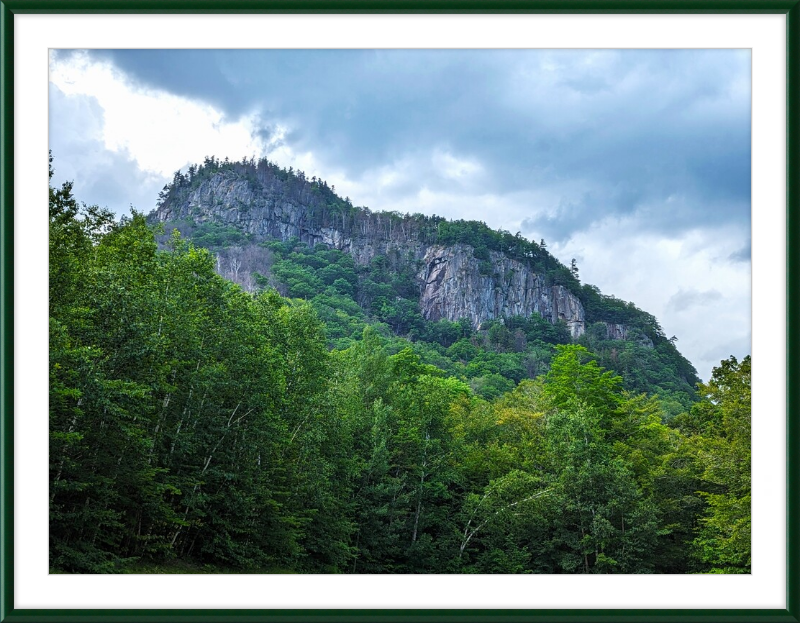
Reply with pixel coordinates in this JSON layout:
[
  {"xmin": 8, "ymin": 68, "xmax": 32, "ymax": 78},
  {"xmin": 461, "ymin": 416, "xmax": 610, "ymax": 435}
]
[{"xmin": 48, "ymin": 48, "xmax": 752, "ymax": 575}]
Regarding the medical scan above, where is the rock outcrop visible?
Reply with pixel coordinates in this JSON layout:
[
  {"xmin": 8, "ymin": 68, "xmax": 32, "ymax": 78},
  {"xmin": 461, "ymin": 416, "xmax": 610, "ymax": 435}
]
[
  {"xmin": 155, "ymin": 169, "xmax": 587, "ymax": 335},
  {"xmin": 419, "ymin": 245, "xmax": 585, "ymax": 337},
  {"xmin": 602, "ymin": 322, "xmax": 654, "ymax": 348},
  {"xmin": 604, "ymin": 322, "xmax": 628, "ymax": 341},
  {"xmin": 157, "ymin": 172, "xmax": 428, "ymax": 264}
]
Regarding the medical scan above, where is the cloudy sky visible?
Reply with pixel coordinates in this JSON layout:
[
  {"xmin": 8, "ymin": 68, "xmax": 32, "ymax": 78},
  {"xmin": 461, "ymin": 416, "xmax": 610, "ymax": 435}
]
[{"xmin": 48, "ymin": 49, "xmax": 751, "ymax": 380}]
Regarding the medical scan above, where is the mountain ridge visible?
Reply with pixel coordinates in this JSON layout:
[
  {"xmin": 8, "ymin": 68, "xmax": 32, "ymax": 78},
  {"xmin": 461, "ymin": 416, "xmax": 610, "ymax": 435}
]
[
  {"xmin": 154, "ymin": 158, "xmax": 635, "ymax": 336},
  {"xmin": 150, "ymin": 155, "xmax": 699, "ymax": 403}
]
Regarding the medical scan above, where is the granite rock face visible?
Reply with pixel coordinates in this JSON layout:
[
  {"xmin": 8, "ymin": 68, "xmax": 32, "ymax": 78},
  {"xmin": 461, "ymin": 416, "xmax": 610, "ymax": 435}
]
[
  {"xmin": 602, "ymin": 322, "xmax": 654, "ymax": 348},
  {"xmin": 418, "ymin": 245, "xmax": 585, "ymax": 337},
  {"xmin": 604, "ymin": 322, "xmax": 628, "ymax": 341},
  {"xmin": 155, "ymin": 170, "xmax": 586, "ymax": 335},
  {"xmin": 157, "ymin": 173, "xmax": 427, "ymax": 264}
]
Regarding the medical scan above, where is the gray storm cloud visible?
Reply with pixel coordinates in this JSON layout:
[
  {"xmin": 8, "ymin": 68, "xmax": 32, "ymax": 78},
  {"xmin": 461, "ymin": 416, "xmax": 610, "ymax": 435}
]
[
  {"xmin": 70, "ymin": 49, "xmax": 751, "ymax": 243},
  {"xmin": 667, "ymin": 288, "xmax": 725, "ymax": 313}
]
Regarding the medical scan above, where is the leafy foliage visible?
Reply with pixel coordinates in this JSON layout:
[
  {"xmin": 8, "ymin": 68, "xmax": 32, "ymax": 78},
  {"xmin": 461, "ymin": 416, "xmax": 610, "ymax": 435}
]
[{"xmin": 50, "ymin": 158, "xmax": 747, "ymax": 574}]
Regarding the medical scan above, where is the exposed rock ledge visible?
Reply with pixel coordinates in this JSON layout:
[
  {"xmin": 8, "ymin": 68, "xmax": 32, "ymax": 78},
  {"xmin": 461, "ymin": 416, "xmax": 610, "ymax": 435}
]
[
  {"xmin": 157, "ymin": 172, "xmax": 589, "ymax": 335},
  {"xmin": 418, "ymin": 245, "xmax": 585, "ymax": 338}
]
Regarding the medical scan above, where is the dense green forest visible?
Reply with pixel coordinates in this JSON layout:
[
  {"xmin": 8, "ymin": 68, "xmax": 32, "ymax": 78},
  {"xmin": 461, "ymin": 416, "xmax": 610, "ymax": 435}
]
[{"xmin": 50, "ymin": 160, "xmax": 750, "ymax": 574}]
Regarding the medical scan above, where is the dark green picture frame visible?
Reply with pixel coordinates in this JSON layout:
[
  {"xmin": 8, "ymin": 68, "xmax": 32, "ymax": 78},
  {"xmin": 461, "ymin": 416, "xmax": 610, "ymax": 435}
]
[{"xmin": 2, "ymin": 3, "xmax": 798, "ymax": 622}]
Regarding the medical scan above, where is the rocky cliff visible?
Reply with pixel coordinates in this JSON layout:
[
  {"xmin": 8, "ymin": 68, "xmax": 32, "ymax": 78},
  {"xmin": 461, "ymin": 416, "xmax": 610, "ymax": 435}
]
[
  {"xmin": 601, "ymin": 322, "xmax": 654, "ymax": 348},
  {"xmin": 155, "ymin": 166, "xmax": 587, "ymax": 335},
  {"xmin": 604, "ymin": 322, "xmax": 628, "ymax": 341},
  {"xmin": 419, "ymin": 245, "xmax": 585, "ymax": 337},
  {"xmin": 156, "ymin": 169, "xmax": 426, "ymax": 263}
]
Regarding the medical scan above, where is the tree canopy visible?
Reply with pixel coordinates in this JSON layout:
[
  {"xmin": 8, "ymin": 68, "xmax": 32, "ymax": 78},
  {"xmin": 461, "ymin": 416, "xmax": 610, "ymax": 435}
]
[{"xmin": 50, "ymin": 158, "xmax": 748, "ymax": 574}]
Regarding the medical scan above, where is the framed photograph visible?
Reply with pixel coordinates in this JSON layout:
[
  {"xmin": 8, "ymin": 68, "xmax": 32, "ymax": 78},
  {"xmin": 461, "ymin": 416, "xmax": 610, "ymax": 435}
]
[{"xmin": 2, "ymin": 2, "xmax": 798, "ymax": 622}]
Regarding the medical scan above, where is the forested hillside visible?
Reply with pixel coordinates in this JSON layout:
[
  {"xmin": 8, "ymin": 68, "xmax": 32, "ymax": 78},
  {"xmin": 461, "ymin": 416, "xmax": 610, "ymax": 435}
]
[
  {"xmin": 49, "ymin": 158, "xmax": 750, "ymax": 574},
  {"xmin": 153, "ymin": 156, "xmax": 699, "ymax": 414}
]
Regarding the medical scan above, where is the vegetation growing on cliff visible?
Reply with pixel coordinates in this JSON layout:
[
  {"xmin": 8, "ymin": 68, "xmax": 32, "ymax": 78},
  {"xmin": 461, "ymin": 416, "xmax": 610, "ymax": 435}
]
[
  {"xmin": 154, "ymin": 157, "xmax": 698, "ymax": 409},
  {"xmin": 50, "ymin": 162, "xmax": 749, "ymax": 574},
  {"xmin": 156, "ymin": 157, "xmax": 679, "ymax": 334}
]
